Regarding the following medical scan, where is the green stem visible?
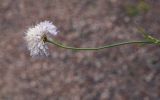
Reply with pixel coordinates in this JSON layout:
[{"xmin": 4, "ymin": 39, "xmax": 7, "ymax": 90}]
[{"xmin": 46, "ymin": 38, "xmax": 152, "ymax": 51}]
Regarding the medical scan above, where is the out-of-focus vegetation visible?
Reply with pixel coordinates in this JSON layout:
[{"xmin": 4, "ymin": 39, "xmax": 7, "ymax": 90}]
[{"xmin": 125, "ymin": 0, "xmax": 151, "ymax": 17}]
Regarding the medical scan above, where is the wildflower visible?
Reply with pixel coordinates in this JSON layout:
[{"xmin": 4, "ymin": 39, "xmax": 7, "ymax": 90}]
[{"xmin": 25, "ymin": 21, "xmax": 58, "ymax": 56}]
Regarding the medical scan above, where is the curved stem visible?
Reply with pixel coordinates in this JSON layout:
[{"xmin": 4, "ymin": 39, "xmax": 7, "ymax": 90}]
[{"xmin": 46, "ymin": 38, "xmax": 152, "ymax": 51}]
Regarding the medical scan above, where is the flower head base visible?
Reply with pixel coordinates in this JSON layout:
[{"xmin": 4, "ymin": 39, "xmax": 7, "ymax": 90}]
[{"xmin": 25, "ymin": 21, "xmax": 58, "ymax": 56}]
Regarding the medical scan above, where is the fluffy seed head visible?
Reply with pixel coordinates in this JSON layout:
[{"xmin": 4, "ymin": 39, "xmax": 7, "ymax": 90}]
[{"xmin": 25, "ymin": 21, "xmax": 58, "ymax": 56}]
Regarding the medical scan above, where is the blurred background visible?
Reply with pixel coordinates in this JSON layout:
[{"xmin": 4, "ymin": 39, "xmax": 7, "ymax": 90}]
[{"xmin": 0, "ymin": 0, "xmax": 160, "ymax": 100}]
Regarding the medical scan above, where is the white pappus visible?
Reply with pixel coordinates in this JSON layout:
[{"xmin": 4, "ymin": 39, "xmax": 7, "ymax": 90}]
[{"xmin": 25, "ymin": 21, "xmax": 58, "ymax": 56}]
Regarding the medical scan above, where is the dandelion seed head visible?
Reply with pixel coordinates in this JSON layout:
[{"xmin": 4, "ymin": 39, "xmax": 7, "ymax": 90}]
[{"xmin": 25, "ymin": 21, "xmax": 58, "ymax": 56}]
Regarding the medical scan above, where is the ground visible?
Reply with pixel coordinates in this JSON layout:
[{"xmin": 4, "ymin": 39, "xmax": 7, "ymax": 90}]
[{"xmin": 0, "ymin": 0, "xmax": 160, "ymax": 100}]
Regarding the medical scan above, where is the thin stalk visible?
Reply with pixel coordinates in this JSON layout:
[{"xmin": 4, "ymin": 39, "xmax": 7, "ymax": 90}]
[{"xmin": 46, "ymin": 38, "xmax": 152, "ymax": 51}]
